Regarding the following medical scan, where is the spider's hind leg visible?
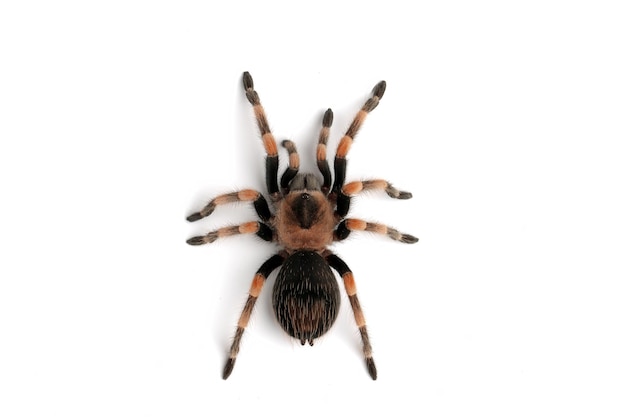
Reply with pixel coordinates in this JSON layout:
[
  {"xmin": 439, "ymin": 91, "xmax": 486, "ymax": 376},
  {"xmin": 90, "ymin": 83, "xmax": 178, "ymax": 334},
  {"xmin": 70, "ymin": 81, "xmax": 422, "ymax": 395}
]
[
  {"xmin": 325, "ymin": 251, "xmax": 378, "ymax": 380},
  {"xmin": 223, "ymin": 252, "xmax": 286, "ymax": 379}
]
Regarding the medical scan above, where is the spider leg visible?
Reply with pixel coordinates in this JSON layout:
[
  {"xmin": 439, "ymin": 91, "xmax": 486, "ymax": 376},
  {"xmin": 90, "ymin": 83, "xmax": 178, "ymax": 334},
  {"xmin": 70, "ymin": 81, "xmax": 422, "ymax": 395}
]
[
  {"xmin": 186, "ymin": 189, "xmax": 271, "ymax": 222},
  {"xmin": 316, "ymin": 109, "xmax": 333, "ymax": 194},
  {"xmin": 325, "ymin": 252, "xmax": 377, "ymax": 380},
  {"xmin": 280, "ymin": 140, "xmax": 299, "ymax": 190},
  {"xmin": 336, "ymin": 179, "xmax": 412, "ymax": 218},
  {"xmin": 335, "ymin": 218, "xmax": 418, "ymax": 244},
  {"xmin": 331, "ymin": 80, "xmax": 386, "ymax": 196},
  {"xmin": 243, "ymin": 72, "xmax": 280, "ymax": 199},
  {"xmin": 186, "ymin": 221, "xmax": 273, "ymax": 246},
  {"xmin": 343, "ymin": 179, "xmax": 412, "ymax": 199},
  {"xmin": 223, "ymin": 252, "xmax": 286, "ymax": 379}
]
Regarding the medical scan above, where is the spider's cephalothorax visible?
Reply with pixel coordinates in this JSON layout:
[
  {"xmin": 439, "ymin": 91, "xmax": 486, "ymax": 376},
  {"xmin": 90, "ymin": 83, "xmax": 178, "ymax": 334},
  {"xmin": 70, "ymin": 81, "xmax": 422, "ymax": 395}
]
[{"xmin": 187, "ymin": 72, "xmax": 418, "ymax": 380}]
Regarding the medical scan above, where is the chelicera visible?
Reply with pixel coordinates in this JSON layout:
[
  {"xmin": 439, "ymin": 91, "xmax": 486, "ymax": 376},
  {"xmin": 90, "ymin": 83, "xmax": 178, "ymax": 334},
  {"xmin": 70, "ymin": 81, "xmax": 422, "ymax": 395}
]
[{"xmin": 187, "ymin": 72, "xmax": 418, "ymax": 380}]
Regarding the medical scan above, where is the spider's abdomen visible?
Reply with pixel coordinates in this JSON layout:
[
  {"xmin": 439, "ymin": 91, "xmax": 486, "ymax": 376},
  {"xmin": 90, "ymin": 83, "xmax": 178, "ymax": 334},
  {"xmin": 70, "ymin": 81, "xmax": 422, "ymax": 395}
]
[{"xmin": 272, "ymin": 251, "xmax": 340, "ymax": 346}]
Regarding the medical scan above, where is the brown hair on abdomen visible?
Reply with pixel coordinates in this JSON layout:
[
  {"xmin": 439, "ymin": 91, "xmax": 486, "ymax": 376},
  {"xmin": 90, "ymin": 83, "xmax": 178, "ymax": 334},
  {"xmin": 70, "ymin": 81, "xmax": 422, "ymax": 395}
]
[{"xmin": 272, "ymin": 251, "xmax": 340, "ymax": 346}]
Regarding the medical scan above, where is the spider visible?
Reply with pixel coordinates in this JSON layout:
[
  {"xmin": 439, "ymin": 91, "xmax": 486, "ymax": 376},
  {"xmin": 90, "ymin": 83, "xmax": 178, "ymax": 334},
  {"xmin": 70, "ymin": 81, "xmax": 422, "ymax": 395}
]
[{"xmin": 186, "ymin": 72, "xmax": 418, "ymax": 380}]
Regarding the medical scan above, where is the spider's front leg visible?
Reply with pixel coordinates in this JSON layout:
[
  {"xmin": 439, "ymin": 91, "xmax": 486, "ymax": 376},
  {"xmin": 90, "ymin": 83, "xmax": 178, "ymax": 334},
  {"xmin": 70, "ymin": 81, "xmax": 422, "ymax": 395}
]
[
  {"xmin": 331, "ymin": 80, "xmax": 386, "ymax": 197},
  {"xmin": 243, "ymin": 72, "xmax": 280, "ymax": 200}
]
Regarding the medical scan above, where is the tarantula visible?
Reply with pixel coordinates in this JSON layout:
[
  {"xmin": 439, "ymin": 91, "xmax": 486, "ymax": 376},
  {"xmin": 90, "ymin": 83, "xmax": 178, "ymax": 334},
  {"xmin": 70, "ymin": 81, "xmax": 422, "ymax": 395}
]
[{"xmin": 187, "ymin": 72, "xmax": 417, "ymax": 380}]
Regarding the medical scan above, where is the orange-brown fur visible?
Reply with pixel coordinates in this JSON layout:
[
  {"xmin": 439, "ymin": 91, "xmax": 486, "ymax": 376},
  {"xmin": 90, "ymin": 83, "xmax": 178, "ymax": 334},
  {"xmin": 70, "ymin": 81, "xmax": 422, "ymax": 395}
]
[
  {"xmin": 249, "ymin": 273, "xmax": 265, "ymax": 297},
  {"xmin": 288, "ymin": 152, "xmax": 299, "ymax": 168},
  {"xmin": 316, "ymin": 143, "xmax": 327, "ymax": 160},
  {"xmin": 253, "ymin": 105, "xmax": 266, "ymax": 123},
  {"xmin": 214, "ymin": 193, "xmax": 237, "ymax": 205},
  {"xmin": 212, "ymin": 190, "xmax": 259, "ymax": 205},
  {"xmin": 273, "ymin": 191, "xmax": 335, "ymax": 251},
  {"xmin": 217, "ymin": 225, "xmax": 240, "ymax": 238},
  {"xmin": 262, "ymin": 133, "xmax": 278, "ymax": 155},
  {"xmin": 238, "ymin": 189, "xmax": 259, "ymax": 200},
  {"xmin": 237, "ymin": 296, "xmax": 255, "ymax": 327},
  {"xmin": 346, "ymin": 218, "xmax": 367, "ymax": 231},
  {"xmin": 238, "ymin": 221, "xmax": 259, "ymax": 234},
  {"xmin": 343, "ymin": 272, "xmax": 357, "ymax": 296},
  {"xmin": 353, "ymin": 110, "xmax": 367, "ymax": 129},
  {"xmin": 343, "ymin": 180, "xmax": 392, "ymax": 197},
  {"xmin": 342, "ymin": 181, "xmax": 364, "ymax": 195},
  {"xmin": 336, "ymin": 136, "xmax": 353, "ymax": 158}
]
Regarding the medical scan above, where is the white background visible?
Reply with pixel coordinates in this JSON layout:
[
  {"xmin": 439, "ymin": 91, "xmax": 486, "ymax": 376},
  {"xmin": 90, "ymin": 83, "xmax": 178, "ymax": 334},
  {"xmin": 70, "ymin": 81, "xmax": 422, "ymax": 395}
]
[{"xmin": 1, "ymin": 1, "xmax": 625, "ymax": 416}]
